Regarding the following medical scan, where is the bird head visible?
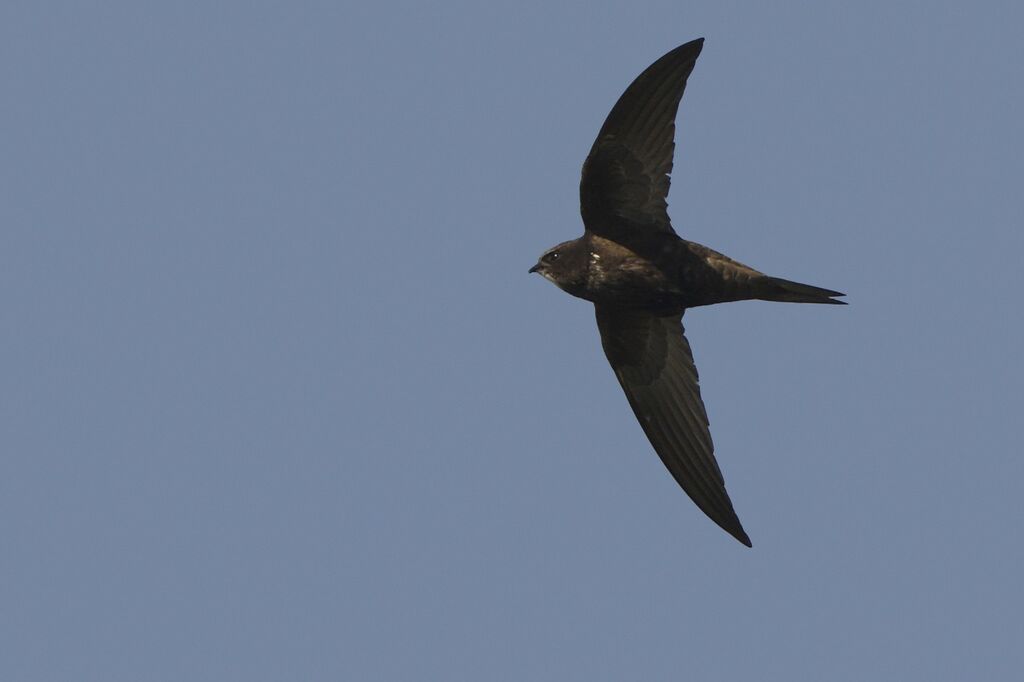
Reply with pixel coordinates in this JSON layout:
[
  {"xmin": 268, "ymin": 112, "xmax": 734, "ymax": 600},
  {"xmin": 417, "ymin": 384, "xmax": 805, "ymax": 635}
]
[{"xmin": 529, "ymin": 239, "xmax": 588, "ymax": 296}]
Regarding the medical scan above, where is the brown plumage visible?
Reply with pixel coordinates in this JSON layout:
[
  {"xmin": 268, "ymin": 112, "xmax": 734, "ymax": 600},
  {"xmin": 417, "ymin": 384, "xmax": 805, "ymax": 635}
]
[{"xmin": 530, "ymin": 38, "xmax": 844, "ymax": 547}]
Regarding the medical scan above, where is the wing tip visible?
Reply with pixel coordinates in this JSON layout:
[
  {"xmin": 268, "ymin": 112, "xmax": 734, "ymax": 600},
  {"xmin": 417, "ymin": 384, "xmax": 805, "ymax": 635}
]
[
  {"xmin": 672, "ymin": 37, "xmax": 705, "ymax": 61},
  {"xmin": 720, "ymin": 518, "xmax": 752, "ymax": 547}
]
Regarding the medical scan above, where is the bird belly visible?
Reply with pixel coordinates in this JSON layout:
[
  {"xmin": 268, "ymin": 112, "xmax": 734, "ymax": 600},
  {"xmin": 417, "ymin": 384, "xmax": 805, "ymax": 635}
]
[{"xmin": 583, "ymin": 252, "xmax": 687, "ymax": 311}]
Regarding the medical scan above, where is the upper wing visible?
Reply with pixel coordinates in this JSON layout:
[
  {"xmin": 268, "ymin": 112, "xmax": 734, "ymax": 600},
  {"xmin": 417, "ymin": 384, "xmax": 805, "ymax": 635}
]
[
  {"xmin": 595, "ymin": 304, "xmax": 751, "ymax": 547},
  {"xmin": 580, "ymin": 38, "xmax": 704, "ymax": 245}
]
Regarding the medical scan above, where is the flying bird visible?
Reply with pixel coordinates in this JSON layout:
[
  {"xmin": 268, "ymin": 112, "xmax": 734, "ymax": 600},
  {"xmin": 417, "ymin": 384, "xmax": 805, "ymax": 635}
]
[{"xmin": 529, "ymin": 38, "xmax": 844, "ymax": 547}]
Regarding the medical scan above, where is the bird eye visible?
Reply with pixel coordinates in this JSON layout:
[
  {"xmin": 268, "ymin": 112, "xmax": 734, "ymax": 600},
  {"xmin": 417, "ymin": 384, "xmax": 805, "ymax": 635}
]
[{"xmin": 549, "ymin": 252, "xmax": 560, "ymax": 261}]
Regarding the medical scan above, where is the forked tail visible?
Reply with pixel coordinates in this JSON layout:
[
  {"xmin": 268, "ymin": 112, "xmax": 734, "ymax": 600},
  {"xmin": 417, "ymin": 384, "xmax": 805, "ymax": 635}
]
[{"xmin": 758, "ymin": 276, "xmax": 846, "ymax": 305}]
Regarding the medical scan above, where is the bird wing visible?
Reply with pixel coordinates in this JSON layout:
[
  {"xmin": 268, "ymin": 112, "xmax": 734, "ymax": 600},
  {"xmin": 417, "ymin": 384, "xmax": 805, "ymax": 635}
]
[
  {"xmin": 595, "ymin": 304, "xmax": 751, "ymax": 546},
  {"xmin": 580, "ymin": 38, "xmax": 704, "ymax": 246}
]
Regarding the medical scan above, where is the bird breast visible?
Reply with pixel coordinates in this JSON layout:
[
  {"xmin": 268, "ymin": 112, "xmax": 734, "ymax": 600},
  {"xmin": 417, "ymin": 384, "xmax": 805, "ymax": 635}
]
[{"xmin": 582, "ymin": 238, "xmax": 685, "ymax": 310}]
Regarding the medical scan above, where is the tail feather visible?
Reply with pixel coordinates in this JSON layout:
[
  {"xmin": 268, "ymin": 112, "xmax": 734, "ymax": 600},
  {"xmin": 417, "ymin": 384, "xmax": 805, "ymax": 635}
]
[{"xmin": 759, "ymin": 276, "xmax": 846, "ymax": 305}]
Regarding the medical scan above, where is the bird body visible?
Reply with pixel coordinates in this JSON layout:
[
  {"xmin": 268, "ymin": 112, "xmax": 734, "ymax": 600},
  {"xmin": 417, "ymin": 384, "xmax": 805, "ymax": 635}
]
[
  {"xmin": 534, "ymin": 232, "xmax": 842, "ymax": 311},
  {"xmin": 530, "ymin": 38, "xmax": 844, "ymax": 547}
]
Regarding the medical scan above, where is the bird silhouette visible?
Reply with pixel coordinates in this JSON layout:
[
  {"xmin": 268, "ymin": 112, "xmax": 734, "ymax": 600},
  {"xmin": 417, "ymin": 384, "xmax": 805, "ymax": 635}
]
[{"xmin": 530, "ymin": 38, "xmax": 844, "ymax": 546}]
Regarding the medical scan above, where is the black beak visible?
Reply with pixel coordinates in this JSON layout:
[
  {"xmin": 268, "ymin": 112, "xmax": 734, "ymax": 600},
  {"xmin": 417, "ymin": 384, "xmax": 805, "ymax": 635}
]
[{"xmin": 528, "ymin": 263, "xmax": 541, "ymax": 274}]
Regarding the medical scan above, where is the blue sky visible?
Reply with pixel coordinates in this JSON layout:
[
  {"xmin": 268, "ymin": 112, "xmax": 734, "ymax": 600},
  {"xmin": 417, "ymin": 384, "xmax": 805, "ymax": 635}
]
[{"xmin": 3, "ymin": 1, "xmax": 1023, "ymax": 680}]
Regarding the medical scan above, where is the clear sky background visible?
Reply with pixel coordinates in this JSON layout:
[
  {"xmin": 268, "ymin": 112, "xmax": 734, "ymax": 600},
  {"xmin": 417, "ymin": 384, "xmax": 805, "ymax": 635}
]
[{"xmin": 3, "ymin": 2, "xmax": 1022, "ymax": 680}]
